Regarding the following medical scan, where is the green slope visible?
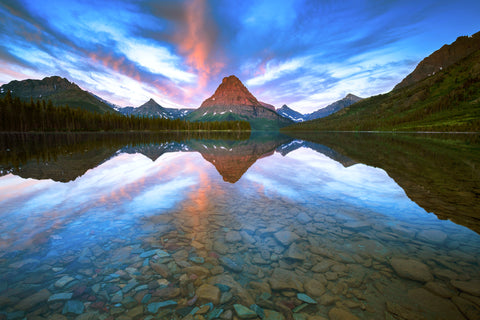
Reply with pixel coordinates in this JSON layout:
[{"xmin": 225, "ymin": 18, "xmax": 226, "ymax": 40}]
[
  {"xmin": 186, "ymin": 108, "xmax": 292, "ymax": 131},
  {"xmin": 285, "ymin": 50, "xmax": 480, "ymax": 132},
  {"xmin": 0, "ymin": 76, "xmax": 116, "ymax": 114}
]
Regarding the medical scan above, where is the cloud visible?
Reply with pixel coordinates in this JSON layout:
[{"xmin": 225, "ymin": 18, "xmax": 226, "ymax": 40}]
[
  {"xmin": 172, "ymin": 0, "xmax": 224, "ymax": 88},
  {"xmin": 1, "ymin": 0, "xmax": 480, "ymax": 112}
]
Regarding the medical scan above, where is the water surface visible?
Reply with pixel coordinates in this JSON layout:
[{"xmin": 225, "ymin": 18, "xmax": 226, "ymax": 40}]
[{"xmin": 0, "ymin": 132, "xmax": 479, "ymax": 319}]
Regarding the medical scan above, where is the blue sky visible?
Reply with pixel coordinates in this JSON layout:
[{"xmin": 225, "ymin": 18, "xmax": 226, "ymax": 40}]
[{"xmin": 0, "ymin": 0, "xmax": 479, "ymax": 113}]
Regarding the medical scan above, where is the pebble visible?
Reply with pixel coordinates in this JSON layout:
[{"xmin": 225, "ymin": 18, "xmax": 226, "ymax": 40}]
[
  {"xmin": 146, "ymin": 300, "xmax": 177, "ymax": 313},
  {"xmin": 48, "ymin": 293, "xmax": 73, "ymax": 302},
  {"xmin": 62, "ymin": 300, "xmax": 84, "ymax": 315},
  {"xmin": 233, "ymin": 304, "xmax": 257, "ymax": 319},
  {"xmin": 55, "ymin": 276, "xmax": 75, "ymax": 288},
  {"xmin": 297, "ymin": 293, "xmax": 317, "ymax": 304}
]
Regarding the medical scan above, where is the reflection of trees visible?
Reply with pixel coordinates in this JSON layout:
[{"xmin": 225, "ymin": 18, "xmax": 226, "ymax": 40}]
[
  {"xmin": 0, "ymin": 132, "xmax": 249, "ymax": 182},
  {"xmin": 286, "ymin": 132, "xmax": 480, "ymax": 234}
]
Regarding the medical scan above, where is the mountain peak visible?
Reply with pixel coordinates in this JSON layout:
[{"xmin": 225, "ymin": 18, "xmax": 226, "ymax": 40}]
[
  {"xmin": 345, "ymin": 93, "xmax": 360, "ymax": 100},
  {"xmin": 395, "ymin": 31, "xmax": 480, "ymax": 89},
  {"xmin": 200, "ymin": 75, "xmax": 262, "ymax": 109}
]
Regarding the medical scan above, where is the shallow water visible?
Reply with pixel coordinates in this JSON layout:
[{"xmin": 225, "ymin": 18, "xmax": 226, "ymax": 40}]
[{"xmin": 0, "ymin": 132, "xmax": 479, "ymax": 319}]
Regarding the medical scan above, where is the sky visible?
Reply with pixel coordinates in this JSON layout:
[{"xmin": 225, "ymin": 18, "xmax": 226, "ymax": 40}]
[{"xmin": 0, "ymin": 0, "xmax": 479, "ymax": 113}]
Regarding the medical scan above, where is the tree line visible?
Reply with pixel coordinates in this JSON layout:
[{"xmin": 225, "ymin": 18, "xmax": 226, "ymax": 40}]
[{"xmin": 0, "ymin": 92, "xmax": 251, "ymax": 132}]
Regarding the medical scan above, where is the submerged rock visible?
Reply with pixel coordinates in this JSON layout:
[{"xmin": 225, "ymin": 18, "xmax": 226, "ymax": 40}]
[
  {"xmin": 451, "ymin": 280, "xmax": 480, "ymax": 297},
  {"xmin": 15, "ymin": 289, "xmax": 51, "ymax": 310},
  {"xmin": 390, "ymin": 258, "xmax": 433, "ymax": 282},
  {"xmin": 269, "ymin": 268, "xmax": 304, "ymax": 292},
  {"xmin": 274, "ymin": 231, "xmax": 300, "ymax": 246},
  {"xmin": 197, "ymin": 284, "xmax": 221, "ymax": 304},
  {"xmin": 328, "ymin": 307, "xmax": 359, "ymax": 320},
  {"xmin": 233, "ymin": 304, "xmax": 257, "ymax": 319},
  {"xmin": 62, "ymin": 300, "xmax": 84, "ymax": 315}
]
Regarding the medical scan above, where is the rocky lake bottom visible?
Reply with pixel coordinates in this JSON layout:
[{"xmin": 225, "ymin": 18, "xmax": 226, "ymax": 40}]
[{"xmin": 0, "ymin": 133, "xmax": 479, "ymax": 320}]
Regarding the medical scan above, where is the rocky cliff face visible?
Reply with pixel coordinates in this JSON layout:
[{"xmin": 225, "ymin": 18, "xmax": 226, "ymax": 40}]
[
  {"xmin": 187, "ymin": 75, "xmax": 292, "ymax": 128},
  {"xmin": 395, "ymin": 31, "xmax": 480, "ymax": 89}
]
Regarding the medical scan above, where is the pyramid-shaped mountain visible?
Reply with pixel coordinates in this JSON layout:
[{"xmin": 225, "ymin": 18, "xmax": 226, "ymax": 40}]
[{"xmin": 186, "ymin": 75, "xmax": 292, "ymax": 130}]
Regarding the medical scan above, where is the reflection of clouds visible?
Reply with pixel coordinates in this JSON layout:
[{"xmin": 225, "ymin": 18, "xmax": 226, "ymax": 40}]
[
  {"xmin": 244, "ymin": 148, "xmax": 429, "ymax": 221},
  {"xmin": 0, "ymin": 152, "xmax": 204, "ymax": 251}
]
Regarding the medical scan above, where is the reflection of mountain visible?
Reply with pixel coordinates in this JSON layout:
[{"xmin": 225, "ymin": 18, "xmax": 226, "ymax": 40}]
[
  {"xmin": 276, "ymin": 139, "xmax": 357, "ymax": 167},
  {"xmin": 0, "ymin": 132, "xmax": 290, "ymax": 184},
  {"xmin": 0, "ymin": 133, "xmax": 216, "ymax": 182},
  {"xmin": 121, "ymin": 142, "xmax": 189, "ymax": 162},
  {"xmin": 288, "ymin": 132, "xmax": 480, "ymax": 234},
  {"xmin": 191, "ymin": 134, "xmax": 291, "ymax": 183}
]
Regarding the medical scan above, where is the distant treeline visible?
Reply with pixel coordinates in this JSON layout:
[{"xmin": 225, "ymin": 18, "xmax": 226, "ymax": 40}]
[{"xmin": 0, "ymin": 92, "xmax": 251, "ymax": 132}]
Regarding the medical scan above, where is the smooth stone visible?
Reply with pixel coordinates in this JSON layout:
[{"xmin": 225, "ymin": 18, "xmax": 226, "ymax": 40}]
[
  {"xmin": 292, "ymin": 303, "xmax": 309, "ymax": 313},
  {"xmin": 297, "ymin": 293, "xmax": 317, "ymax": 304},
  {"xmin": 219, "ymin": 257, "xmax": 243, "ymax": 272},
  {"xmin": 111, "ymin": 290, "xmax": 123, "ymax": 303},
  {"xmin": 417, "ymin": 229, "xmax": 448, "ymax": 244},
  {"xmin": 189, "ymin": 257, "xmax": 205, "ymax": 264},
  {"xmin": 147, "ymin": 300, "xmax": 177, "ymax": 313},
  {"xmin": 424, "ymin": 282, "xmax": 455, "ymax": 298},
  {"xmin": 121, "ymin": 296, "xmax": 137, "ymax": 309},
  {"xmin": 264, "ymin": 309, "xmax": 285, "ymax": 320},
  {"xmin": 407, "ymin": 288, "xmax": 465, "ymax": 319},
  {"xmin": 48, "ymin": 293, "xmax": 73, "ymax": 302},
  {"xmin": 141, "ymin": 293, "xmax": 152, "ymax": 304},
  {"xmin": 233, "ymin": 304, "xmax": 257, "ymax": 319},
  {"xmin": 208, "ymin": 274, "xmax": 255, "ymax": 306},
  {"xmin": 15, "ymin": 289, "xmax": 51, "ymax": 310},
  {"xmin": 74, "ymin": 312, "xmax": 101, "ymax": 320},
  {"xmin": 197, "ymin": 284, "xmax": 221, "ymax": 304},
  {"xmin": 122, "ymin": 279, "xmax": 138, "ymax": 293},
  {"xmin": 226, "ymin": 231, "xmax": 242, "ymax": 243},
  {"xmin": 296, "ymin": 212, "xmax": 312, "ymax": 224},
  {"xmin": 285, "ymin": 243, "xmax": 306, "ymax": 260},
  {"xmin": 312, "ymin": 259, "xmax": 335, "ymax": 273},
  {"xmin": 55, "ymin": 276, "xmax": 75, "ymax": 288},
  {"xmin": 328, "ymin": 308, "xmax": 359, "ymax": 320},
  {"xmin": 274, "ymin": 231, "xmax": 299, "ymax": 246},
  {"xmin": 62, "ymin": 300, "xmax": 85, "ymax": 315},
  {"xmin": 390, "ymin": 258, "xmax": 433, "ymax": 282},
  {"xmin": 127, "ymin": 306, "xmax": 144, "ymax": 318},
  {"xmin": 386, "ymin": 301, "xmax": 424, "ymax": 320},
  {"xmin": 206, "ymin": 308, "xmax": 224, "ymax": 320},
  {"xmin": 451, "ymin": 280, "xmax": 480, "ymax": 296},
  {"xmin": 249, "ymin": 304, "xmax": 265, "ymax": 318},
  {"xmin": 452, "ymin": 296, "xmax": 480, "ymax": 320},
  {"xmin": 214, "ymin": 283, "xmax": 231, "ymax": 292},
  {"xmin": 304, "ymin": 279, "xmax": 326, "ymax": 297},
  {"xmin": 269, "ymin": 268, "xmax": 304, "ymax": 292}
]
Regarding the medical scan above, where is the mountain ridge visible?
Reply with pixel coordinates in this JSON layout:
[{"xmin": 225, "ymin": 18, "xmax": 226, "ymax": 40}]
[
  {"xmin": 0, "ymin": 76, "xmax": 116, "ymax": 114},
  {"xmin": 284, "ymin": 32, "xmax": 480, "ymax": 132}
]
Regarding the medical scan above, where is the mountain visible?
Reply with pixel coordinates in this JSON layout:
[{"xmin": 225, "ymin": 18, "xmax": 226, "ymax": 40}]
[
  {"xmin": 395, "ymin": 31, "xmax": 480, "ymax": 89},
  {"xmin": 304, "ymin": 94, "xmax": 362, "ymax": 120},
  {"xmin": 0, "ymin": 76, "xmax": 116, "ymax": 114},
  {"xmin": 277, "ymin": 105, "xmax": 306, "ymax": 122},
  {"xmin": 259, "ymin": 101, "xmax": 276, "ymax": 111},
  {"xmin": 116, "ymin": 98, "xmax": 193, "ymax": 119},
  {"xmin": 285, "ymin": 32, "xmax": 480, "ymax": 132},
  {"xmin": 186, "ymin": 75, "xmax": 292, "ymax": 130},
  {"xmin": 275, "ymin": 95, "xmax": 362, "ymax": 123}
]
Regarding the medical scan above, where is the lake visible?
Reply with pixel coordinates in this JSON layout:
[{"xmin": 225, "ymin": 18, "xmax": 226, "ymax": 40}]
[{"xmin": 0, "ymin": 132, "xmax": 479, "ymax": 320}]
